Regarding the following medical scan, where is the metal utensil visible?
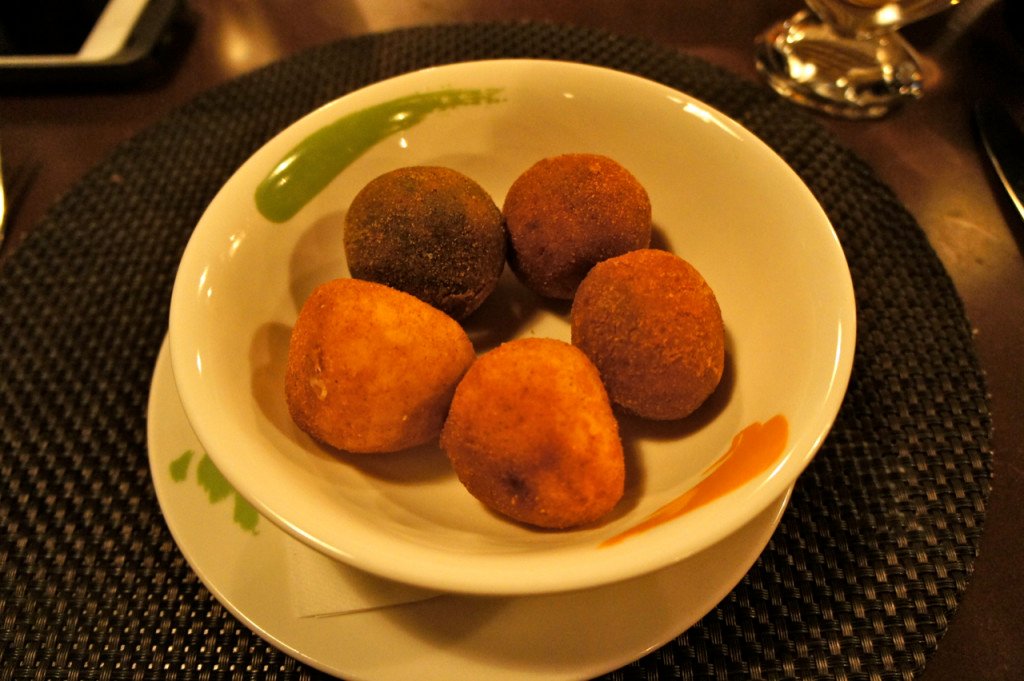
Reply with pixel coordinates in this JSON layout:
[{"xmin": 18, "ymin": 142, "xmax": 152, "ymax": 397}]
[
  {"xmin": 0, "ymin": 150, "xmax": 40, "ymax": 257},
  {"xmin": 973, "ymin": 99, "xmax": 1024, "ymax": 224},
  {"xmin": 0, "ymin": 143, "xmax": 7, "ymax": 249}
]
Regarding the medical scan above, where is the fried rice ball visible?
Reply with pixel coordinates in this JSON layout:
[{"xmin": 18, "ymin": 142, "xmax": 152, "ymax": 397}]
[
  {"xmin": 502, "ymin": 154, "xmax": 652, "ymax": 299},
  {"xmin": 344, "ymin": 166, "xmax": 505, "ymax": 320},
  {"xmin": 571, "ymin": 249, "xmax": 724, "ymax": 420},
  {"xmin": 440, "ymin": 338, "xmax": 625, "ymax": 529},
  {"xmin": 285, "ymin": 278, "xmax": 476, "ymax": 453}
]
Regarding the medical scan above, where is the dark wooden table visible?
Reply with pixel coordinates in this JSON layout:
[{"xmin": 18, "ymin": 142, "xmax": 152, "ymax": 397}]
[{"xmin": 2, "ymin": 2, "xmax": 1020, "ymax": 679}]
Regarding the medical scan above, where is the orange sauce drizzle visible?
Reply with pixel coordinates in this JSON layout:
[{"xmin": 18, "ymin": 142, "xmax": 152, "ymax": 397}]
[{"xmin": 601, "ymin": 414, "xmax": 788, "ymax": 547}]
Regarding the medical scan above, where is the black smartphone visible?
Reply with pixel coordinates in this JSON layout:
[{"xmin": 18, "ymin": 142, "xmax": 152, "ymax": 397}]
[{"xmin": 0, "ymin": 0, "xmax": 187, "ymax": 88}]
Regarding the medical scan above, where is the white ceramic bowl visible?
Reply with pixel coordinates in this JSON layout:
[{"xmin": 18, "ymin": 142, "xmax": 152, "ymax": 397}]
[{"xmin": 169, "ymin": 59, "xmax": 855, "ymax": 596}]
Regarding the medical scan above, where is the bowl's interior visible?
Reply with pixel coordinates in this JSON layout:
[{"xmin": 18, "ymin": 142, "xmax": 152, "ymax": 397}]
[{"xmin": 169, "ymin": 59, "xmax": 855, "ymax": 595}]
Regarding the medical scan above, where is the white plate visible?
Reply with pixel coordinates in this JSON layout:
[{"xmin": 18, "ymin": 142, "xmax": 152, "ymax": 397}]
[
  {"xmin": 148, "ymin": 338, "xmax": 791, "ymax": 681},
  {"xmin": 169, "ymin": 59, "xmax": 854, "ymax": 595}
]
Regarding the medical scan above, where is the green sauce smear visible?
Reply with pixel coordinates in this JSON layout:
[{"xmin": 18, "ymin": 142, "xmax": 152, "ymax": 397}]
[{"xmin": 254, "ymin": 87, "xmax": 504, "ymax": 223}]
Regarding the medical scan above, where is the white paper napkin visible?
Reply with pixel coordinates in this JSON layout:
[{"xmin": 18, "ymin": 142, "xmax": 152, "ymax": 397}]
[{"xmin": 284, "ymin": 537, "xmax": 439, "ymax": 618}]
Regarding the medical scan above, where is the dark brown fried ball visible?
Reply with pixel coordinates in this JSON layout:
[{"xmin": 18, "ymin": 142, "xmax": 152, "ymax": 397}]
[
  {"xmin": 503, "ymin": 154, "xmax": 652, "ymax": 299},
  {"xmin": 440, "ymin": 338, "xmax": 625, "ymax": 529},
  {"xmin": 285, "ymin": 278, "xmax": 476, "ymax": 453},
  {"xmin": 571, "ymin": 249, "xmax": 724, "ymax": 420},
  {"xmin": 344, "ymin": 166, "xmax": 505, "ymax": 320}
]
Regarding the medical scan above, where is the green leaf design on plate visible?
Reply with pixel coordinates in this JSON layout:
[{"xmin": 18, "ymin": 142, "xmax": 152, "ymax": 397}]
[
  {"xmin": 233, "ymin": 495, "xmax": 261, "ymax": 534},
  {"xmin": 170, "ymin": 449, "xmax": 259, "ymax": 534},
  {"xmin": 197, "ymin": 452, "xmax": 232, "ymax": 503},
  {"xmin": 169, "ymin": 449, "xmax": 194, "ymax": 482}
]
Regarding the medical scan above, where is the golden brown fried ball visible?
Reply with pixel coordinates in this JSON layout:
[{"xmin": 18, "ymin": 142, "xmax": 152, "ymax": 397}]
[
  {"xmin": 440, "ymin": 338, "xmax": 624, "ymax": 529},
  {"xmin": 344, "ymin": 166, "xmax": 505, "ymax": 320},
  {"xmin": 285, "ymin": 278, "xmax": 476, "ymax": 453},
  {"xmin": 502, "ymin": 154, "xmax": 652, "ymax": 299},
  {"xmin": 571, "ymin": 249, "xmax": 724, "ymax": 420}
]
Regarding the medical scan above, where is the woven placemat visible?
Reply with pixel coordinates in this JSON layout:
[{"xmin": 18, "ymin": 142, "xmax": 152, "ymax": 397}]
[{"xmin": 0, "ymin": 22, "xmax": 993, "ymax": 680}]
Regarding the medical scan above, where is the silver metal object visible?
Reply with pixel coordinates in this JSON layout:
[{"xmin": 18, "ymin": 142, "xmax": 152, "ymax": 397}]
[
  {"xmin": 0, "ymin": 143, "xmax": 7, "ymax": 249},
  {"xmin": 974, "ymin": 100, "xmax": 1024, "ymax": 224}
]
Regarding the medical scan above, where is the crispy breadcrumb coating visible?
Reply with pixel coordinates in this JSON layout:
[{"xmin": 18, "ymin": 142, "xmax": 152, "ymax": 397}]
[
  {"xmin": 286, "ymin": 278, "xmax": 476, "ymax": 453},
  {"xmin": 441, "ymin": 338, "xmax": 625, "ymax": 529},
  {"xmin": 571, "ymin": 249, "xmax": 724, "ymax": 420},
  {"xmin": 344, "ymin": 166, "xmax": 505, "ymax": 320},
  {"xmin": 503, "ymin": 154, "xmax": 651, "ymax": 299}
]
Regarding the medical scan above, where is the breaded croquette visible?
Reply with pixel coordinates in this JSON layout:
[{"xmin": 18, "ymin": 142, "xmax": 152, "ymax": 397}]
[
  {"xmin": 344, "ymin": 166, "xmax": 505, "ymax": 320},
  {"xmin": 285, "ymin": 278, "xmax": 476, "ymax": 453},
  {"xmin": 503, "ymin": 154, "xmax": 651, "ymax": 299},
  {"xmin": 571, "ymin": 249, "xmax": 724, "ymax": 420},
  {"xmin": 441, "ymin": 338, "xmax": 625, "ymax": 528}
]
